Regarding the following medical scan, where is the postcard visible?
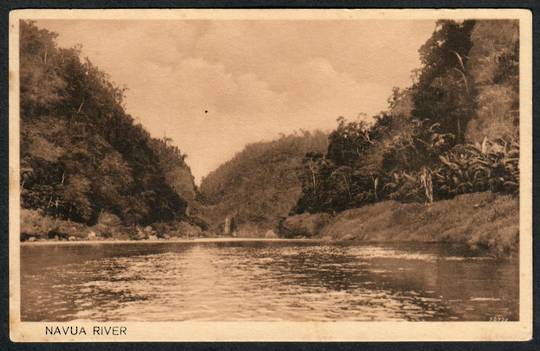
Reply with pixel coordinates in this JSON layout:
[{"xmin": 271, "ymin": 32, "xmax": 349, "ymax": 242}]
[{"xmin": 8, "ymin": 8, "xmax": 532, "ymax": 341}]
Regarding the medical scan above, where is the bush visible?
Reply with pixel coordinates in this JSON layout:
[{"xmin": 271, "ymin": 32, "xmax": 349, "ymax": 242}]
[
  {"xmin": 20, "ymin": 208, "xmax": 87, "ymax": 240},
  {"xmin": 152, "ymin": 221, "xmax": 203, "ymax": 238},
  {"xmin": 90, "ymin": 211, "xmax": 125, "ymax": 239}
]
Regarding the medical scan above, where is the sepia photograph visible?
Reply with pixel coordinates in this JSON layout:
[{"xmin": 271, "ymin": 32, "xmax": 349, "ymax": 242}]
[{"xmin": 8, "ymin": 9, "xmax": 532, "ymax": 342}]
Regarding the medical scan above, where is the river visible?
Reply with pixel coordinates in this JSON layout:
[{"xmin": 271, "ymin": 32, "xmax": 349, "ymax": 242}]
[{"xmin": 20, "ymin": 240, "xmax": 518, "ymax": 321}]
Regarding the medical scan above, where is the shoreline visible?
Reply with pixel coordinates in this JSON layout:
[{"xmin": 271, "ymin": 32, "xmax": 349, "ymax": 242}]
[
  {"xmin": 275, "ymin": 193, "xmax": 518, "ymax": 256},
  {"xmin": 20, "ymin": 237, "xmax": 322, "ymax": 246},
  {"xmin": 20, "ymin": 193, "xmax": 518, "ymax": 256}
]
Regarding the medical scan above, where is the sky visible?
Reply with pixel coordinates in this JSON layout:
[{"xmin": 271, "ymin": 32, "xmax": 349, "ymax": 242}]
[{"xmin": 36, "ymin": 19, "xmax": 436, "ymax": 184}]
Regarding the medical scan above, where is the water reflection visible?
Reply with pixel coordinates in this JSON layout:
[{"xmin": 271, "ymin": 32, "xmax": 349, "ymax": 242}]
[{"xmin": 21, "ymin": 241, "xmax": 518, "ymax": 321}]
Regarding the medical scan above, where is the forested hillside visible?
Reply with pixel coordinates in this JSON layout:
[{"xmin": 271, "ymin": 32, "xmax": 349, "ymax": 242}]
[
  {"xmin": 19, "ymin": 19, "xmax": 520, "ymax": 241},
  {"xmin": 20, "ymin": 21, "xmax": 198, "ymax": 229},
  {"xmin": 199, "ymin": 19, "xmax": 520, "ymax": 232},
  {"xmin": 293, "ymin": 19, "xmax": 520, "ymax": 215},
  {"xmin": 199, "ymin": 131, "xmax": 328, "ymax": 232}
]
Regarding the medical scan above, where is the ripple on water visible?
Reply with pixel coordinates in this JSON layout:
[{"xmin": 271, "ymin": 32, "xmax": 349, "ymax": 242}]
[{"xmin": 20, "ymin": 241, "xmax": 518, "ymax": 322}]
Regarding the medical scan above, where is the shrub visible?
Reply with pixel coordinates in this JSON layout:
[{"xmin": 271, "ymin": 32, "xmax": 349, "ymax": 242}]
[{"xmin": 20, "ymin": 208, "xmax": 87, "ymax": 240}]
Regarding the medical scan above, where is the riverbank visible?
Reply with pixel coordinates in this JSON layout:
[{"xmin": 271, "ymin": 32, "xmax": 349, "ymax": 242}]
[
  {"xmin": 281, "ymin": 192, "xmax": 519, "ymax": 256},
  {"xmin": 21, "ymin": 192, "xmax": 518, "ymax": 256},
  {"xmin": 20, "ymin": 237, "xmax": 319, "ymax": 246},
  {"xmin": 20, "ymin": 208, "xmax": 213, "ymax": 242}
]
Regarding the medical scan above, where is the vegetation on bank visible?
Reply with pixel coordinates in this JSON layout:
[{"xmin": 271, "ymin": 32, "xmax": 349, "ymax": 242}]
[
  {"xmin": 20, "ymin": 20, "xmax": 521, "ymax": 247},
  {"xmin": 292, "ymin": 20, "xmax": 519, "ymax": 215},
  {"xmin": 280, "ymin": 192, "xmax": 518, "ymax": 256},
  {"xmin": 20, "ymin": 21, "xmax": 203, "ymax": 240},
  {"xmin": 199, "ymin": 20, "xmax": 520, "ymax": 248},
  {"xmin": 199, "ymin": 131, "xmax": 328, "ymax": 232},
  {"xmin": 21, "ymin": 208, "xmax": 212, "ymax": 241}
]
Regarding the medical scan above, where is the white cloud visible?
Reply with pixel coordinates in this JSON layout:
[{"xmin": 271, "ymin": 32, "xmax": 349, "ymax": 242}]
[{"xmin": 36, "ymin": 19, "xmax": 435, "ymax": 183}]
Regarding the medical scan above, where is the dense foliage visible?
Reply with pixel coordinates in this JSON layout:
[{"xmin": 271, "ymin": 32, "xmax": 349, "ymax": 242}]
[
  {"xmin": 411, "ymin": 20, "xmax": 477, "ymax": 144},
  {"xmin": 293, "ymin": 20, "xmax": 520, "ymax": 215},
  {"xmin": 21, "ymin": 19, "xmax": 520, "ymax": 234},
  {"xmin": 199, "ymin": 131, "xmax": 328, "ymax": 229},
  {"xmin": 20, "ymin": 21, "xmax": 197, "ymax": 226}
]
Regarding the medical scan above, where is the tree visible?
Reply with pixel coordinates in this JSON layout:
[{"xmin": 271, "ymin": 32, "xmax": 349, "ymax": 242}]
[
  {"xmin": 20, "ymin": 21, "xmax": 190, "ymax": 226},
  {"xmin": 326, "ymin": 117, "xmax": 373, "ymax": 167},
  {"xmin": 200, "ymin": 131, "xmax": 328, "ymax": 226},
  {"xmin": 412, "ymin": 20, "xmax": 476, "ymax": 144}
]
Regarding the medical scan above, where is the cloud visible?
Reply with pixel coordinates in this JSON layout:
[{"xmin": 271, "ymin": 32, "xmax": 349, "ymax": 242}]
[{"xmin": 36, "ymin": 19, "xmax": 435, "ymax": 183}]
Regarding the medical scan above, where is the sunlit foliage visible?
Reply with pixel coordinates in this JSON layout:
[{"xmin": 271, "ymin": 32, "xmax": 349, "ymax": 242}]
[
  {"xmin": 293, "ymin": 20, "xmax": 520, "ymax": 215},
  {"xmin": 20, "ymin": 21, "xmax": 195, "ymax": 225}
]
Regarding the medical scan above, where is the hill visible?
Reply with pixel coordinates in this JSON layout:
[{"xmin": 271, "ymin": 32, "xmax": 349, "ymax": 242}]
[
  {"xmin": 292, "ymin": 19, "xmax": 520, "ymax": 216},
  {"xmin": 199, "ymin": 131, "xmax": 328, "ymax": 234},
  {"xmin": 19, "ymin": 21, "xmax": 198, "ymax": 237}
]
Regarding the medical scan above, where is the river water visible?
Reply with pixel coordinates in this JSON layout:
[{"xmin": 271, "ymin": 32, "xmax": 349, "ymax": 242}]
[{"xmin": 20, "ymin": 240, "xmax": 518, "ymax": 321}]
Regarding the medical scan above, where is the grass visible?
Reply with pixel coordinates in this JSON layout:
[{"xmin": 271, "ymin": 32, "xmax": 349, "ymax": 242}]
[
  {"xmin": 20, "ymin": 209, "xmax": 89, "ymax": 240},
  {"xmin": 319, "ymin": 192, "xmax": 518, "ymax": 256}
]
